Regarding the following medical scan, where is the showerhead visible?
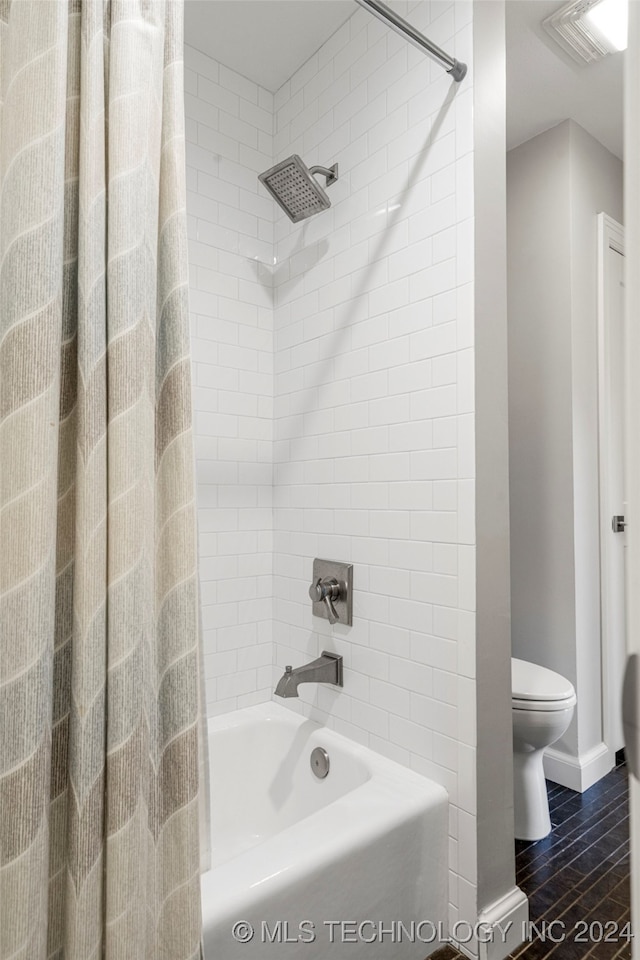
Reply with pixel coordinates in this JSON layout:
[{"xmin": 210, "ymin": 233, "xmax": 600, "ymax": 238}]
[{"xmin": 258, "ymin": 155, "xmax": 339, "ymax": 223}]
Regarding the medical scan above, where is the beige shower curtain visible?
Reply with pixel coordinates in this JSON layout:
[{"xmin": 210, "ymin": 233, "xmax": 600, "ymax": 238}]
[{"xmin": 0, "ymin": 2, "xmax": 203, "ymax": 958}]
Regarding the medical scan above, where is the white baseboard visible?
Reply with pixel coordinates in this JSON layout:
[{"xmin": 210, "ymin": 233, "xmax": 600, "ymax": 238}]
[
  {"xmin": 452, "ymin": 887, "xmax": 529, "ymax": 960},
  {"xmin": 543, "ymin": 741, "xmax": 613, "ymax": 792},
  {"xmin": 476, "ymin": 887, "xmax": 530, "ymax": 960}
]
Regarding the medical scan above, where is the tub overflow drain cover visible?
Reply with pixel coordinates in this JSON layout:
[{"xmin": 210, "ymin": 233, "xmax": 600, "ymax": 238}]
[{"xmin": 310, "ymin": 746, "xmax": 330, "ymax": 779}]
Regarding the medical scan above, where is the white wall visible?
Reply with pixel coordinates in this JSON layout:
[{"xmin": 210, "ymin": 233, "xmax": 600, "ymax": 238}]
[
  {"xmin": 185, "ymin": 46, "xmax": 275, "ymax": 716},
  {"xmin": 507, "ymin": 120, "xmax": 623, "ymax": 789},
  {"xmin": 472, "ymin": 3, "xmax": 524, "ymax": 945},
  {"xmin": 508, "ymin": 122, "xmax": 576, "ymax": 706}
]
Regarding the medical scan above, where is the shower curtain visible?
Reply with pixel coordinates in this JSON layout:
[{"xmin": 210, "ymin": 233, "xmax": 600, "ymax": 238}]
[{"xmin": 0, "ymin": 2, "xmax": 203, "ymax": 958}]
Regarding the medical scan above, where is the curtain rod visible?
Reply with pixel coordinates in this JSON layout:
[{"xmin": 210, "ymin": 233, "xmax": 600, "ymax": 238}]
[{"xmin": 353, "ymin": 0, "xmax": 467, "ymax": 82}]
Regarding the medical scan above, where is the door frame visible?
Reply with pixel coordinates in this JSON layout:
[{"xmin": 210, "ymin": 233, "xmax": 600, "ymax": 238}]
[{"xmin": 597, "ymin": 211, "xmax": 625, "ymax": 762}]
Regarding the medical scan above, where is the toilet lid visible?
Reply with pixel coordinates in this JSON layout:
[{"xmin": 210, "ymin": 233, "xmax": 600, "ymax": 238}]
[{"xmin": 511, "ymin": 658, "xmax": 575, "ymax": 702}]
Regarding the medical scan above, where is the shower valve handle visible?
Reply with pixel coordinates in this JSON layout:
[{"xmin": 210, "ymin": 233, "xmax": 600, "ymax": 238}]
[{"xmin": 308, "ymin": 576, "xmax": 341, "ymax": 624}]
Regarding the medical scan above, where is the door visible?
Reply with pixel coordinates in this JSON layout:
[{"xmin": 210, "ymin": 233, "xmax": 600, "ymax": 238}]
[{"xmin": 598, "ymin": 213, "xmax": 626, "ymax": 756}]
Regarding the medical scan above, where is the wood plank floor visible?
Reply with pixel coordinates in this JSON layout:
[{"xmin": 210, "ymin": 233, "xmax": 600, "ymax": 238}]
[{"xmin": 431, "ymin": 755, "xmax": 630, "ymax": 960}]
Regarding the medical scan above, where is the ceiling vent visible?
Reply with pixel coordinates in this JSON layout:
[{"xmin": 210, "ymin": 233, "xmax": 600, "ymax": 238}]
[{"xmin": 543, "ymin": 0, "xmax": 619, "ymax": 64}]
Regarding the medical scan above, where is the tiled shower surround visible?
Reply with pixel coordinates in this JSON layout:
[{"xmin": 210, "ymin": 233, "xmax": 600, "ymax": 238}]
[
  {"xmin": 186, "ymin": 0, "xmax": 478, "ymax": 946},
  {"xmin": 186, "ymin": 46, "xmax": 276, "ymax": 711}
]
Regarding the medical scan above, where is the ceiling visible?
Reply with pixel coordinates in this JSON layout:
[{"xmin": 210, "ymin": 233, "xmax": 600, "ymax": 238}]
[
  {"xmin": 184, "ymin": 0, "xmax": 624, "ymax": 160},
  {"xmin": 506, "ymin": 0, "xmax": 623, "ymax": 159},
  {"xmin": 184, "ymin": 1, "xmax": 353, "ymax": 93}
]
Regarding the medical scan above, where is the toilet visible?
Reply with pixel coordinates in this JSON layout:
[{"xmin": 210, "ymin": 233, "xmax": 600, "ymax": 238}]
[{"xmin": 511, "ymin": 658, "xmax": 576, "ymax": 841}]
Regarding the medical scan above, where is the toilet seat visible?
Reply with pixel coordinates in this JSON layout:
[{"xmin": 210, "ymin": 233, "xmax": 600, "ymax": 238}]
[{"xmin": 512, "ymin": 695, "xmax": 576, "ymax": 712}]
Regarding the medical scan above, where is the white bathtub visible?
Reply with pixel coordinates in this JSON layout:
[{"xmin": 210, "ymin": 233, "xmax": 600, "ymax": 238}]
[{"xmin": 200, "ymin": 701, "xmax": 449, "ymax": 959}]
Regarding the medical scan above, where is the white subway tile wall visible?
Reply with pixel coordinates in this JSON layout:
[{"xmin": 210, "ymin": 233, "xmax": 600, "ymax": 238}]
[
  {"xmin": 271, "ymin": 1, "xmax": 475, "ymax": 936},
  {"xmin": 186, "ymin": 45, "xmax": 276, "ymax": 717},
  {"xmin": 186, "ymin": 0, "xmax": 475, "ymax": 939}
]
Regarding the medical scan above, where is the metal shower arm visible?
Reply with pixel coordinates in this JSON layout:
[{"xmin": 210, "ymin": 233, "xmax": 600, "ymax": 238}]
[
  {"xmin": 353, "ymin": 0, "xmax": 467, "ymax": 82},
  {"xmin": 309, "ymin": 164, "xmax": 339, "ymax": 186}
]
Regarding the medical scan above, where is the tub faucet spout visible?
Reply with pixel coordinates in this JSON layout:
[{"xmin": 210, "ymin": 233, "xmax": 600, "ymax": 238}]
[{"xmin": 274, "ymin": 651, "xmax": 343, "ymax": 698}]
